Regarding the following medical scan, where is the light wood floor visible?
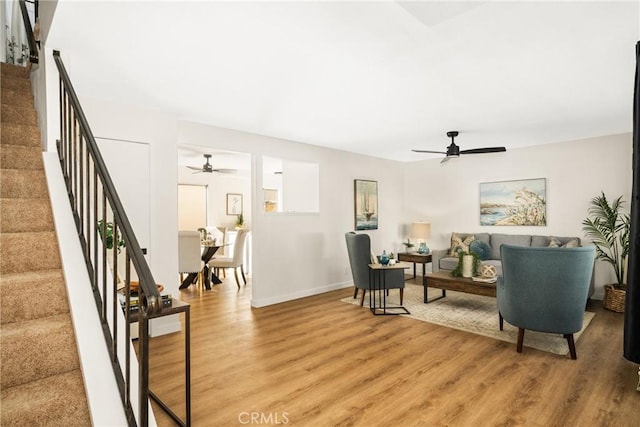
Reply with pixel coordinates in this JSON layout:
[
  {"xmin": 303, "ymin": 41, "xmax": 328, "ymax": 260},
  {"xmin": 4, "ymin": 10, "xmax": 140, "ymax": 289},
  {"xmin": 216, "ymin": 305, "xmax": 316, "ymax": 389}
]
[{"xmin": 147, "ymin": 277, "xmax": 640, "ymax": 426}]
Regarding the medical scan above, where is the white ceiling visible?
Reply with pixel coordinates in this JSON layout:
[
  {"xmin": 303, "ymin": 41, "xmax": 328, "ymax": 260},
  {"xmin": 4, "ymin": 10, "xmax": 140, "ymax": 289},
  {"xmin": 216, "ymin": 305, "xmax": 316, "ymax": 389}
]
[{"xmin": 48, "ymin": 1, "xmax": 639, "ymax": 162}]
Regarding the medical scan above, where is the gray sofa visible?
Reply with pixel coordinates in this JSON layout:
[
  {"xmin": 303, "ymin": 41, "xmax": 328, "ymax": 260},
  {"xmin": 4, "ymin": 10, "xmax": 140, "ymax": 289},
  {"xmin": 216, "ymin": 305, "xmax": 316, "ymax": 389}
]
[{"xmin": 432, "ymin": 232, "xmax": 594, "ymax": 298}]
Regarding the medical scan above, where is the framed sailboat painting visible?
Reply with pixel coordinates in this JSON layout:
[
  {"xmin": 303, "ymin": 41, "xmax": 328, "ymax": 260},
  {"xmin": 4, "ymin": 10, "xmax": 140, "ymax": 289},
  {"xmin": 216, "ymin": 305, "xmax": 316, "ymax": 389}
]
[{"xmin": 354, "ymin": 179, "xmax": 378, "ymax": 230}]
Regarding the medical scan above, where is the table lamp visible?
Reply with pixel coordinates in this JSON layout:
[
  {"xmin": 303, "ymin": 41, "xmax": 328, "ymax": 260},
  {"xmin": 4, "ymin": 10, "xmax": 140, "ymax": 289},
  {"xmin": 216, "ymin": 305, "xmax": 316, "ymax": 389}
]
[{"xmin": 411, "ymin": 222, "xmax": 431, "ymax": 254}]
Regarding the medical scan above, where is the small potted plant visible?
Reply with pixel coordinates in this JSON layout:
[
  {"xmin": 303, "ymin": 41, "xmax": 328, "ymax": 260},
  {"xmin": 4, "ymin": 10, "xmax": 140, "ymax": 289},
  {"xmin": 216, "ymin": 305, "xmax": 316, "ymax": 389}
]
[
  {"xmin": 235, "ymin": 212, "xmax": 245, "ymax": 230},
  {"xmin": 97, "ymin": 219, "xmax": 126, "ymax": 285},
  {"xmin": 450, "ymin": 251, "xmax": 480, "ymax": 278},
  {"xmin": 402, "ymin": 238, "xmax": 415, "ymax": 252},
  {"xmin": 582, "ymin": 192, "xmax": 630, "ymax": 312},
  {"xmin": 97, "ymin": 219, "xmax": 125, "ymax": 252}
]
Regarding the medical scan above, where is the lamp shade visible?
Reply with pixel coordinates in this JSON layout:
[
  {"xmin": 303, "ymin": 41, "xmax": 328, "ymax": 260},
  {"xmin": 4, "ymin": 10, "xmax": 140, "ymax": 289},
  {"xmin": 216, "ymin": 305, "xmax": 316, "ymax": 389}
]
[{"xmin": 411, "ymin": 222, "xmax": 431, "ymax": 240}]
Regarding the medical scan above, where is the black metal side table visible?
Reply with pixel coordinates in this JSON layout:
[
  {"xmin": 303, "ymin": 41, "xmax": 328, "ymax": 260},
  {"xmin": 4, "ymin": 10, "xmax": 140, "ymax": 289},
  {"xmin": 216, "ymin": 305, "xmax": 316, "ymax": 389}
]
[{"xmin": 368, "ymin": 262, "xmax": 411, "ymax": 315}]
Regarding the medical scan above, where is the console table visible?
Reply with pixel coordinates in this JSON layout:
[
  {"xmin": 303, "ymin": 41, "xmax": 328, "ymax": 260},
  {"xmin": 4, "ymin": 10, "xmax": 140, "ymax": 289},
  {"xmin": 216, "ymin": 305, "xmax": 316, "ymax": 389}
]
[
  {"xmin": 129, "ymin": 299, "xmax": 191, "ymax": 427},
  {"xmin": 397, "ymin": 252, "xmax": 432, "ymax": 283}
]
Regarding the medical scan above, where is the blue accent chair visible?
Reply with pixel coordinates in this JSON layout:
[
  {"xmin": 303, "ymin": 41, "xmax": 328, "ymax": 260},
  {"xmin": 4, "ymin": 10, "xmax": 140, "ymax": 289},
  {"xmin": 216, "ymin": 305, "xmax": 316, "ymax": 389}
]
[
  {"xmin": 345, "ymin": 232, "xmax": 404, "ymax": 306},
  {"xmin": 497, "ymin": 244, "xmax": 595, "ymax": 359}
]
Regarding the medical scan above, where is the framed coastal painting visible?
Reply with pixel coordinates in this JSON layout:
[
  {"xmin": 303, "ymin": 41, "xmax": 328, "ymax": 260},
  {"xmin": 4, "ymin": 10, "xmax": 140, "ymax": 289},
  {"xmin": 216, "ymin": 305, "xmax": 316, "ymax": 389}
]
[
  {"xmin": 479, "ymin": 178, "xmax": 546, "ymax": 226},
  {"xmin": 354, "ymin": 179, "xmax": 378, "ymax": 230}
]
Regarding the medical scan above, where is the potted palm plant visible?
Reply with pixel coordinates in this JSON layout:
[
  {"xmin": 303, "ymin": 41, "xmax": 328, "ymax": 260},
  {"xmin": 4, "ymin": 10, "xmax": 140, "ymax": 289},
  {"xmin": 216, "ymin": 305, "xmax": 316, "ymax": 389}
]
[{"xmin": 582, "ymin": 192, "xmax": 630, "ymax": 312}]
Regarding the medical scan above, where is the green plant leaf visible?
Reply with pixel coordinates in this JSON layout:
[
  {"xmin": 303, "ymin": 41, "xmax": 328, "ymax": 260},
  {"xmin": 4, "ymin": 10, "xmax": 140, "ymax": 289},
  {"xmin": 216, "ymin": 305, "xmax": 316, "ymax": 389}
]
[{"xmin": 582, "ymin": 192, "xmax": 629, "ymax": 287}]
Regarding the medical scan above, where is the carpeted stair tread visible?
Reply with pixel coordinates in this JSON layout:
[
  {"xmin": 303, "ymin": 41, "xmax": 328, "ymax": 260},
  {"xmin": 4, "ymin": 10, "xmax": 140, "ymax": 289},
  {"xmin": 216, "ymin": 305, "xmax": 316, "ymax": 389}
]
[
  {"xmin": 0, "ymin": 369, "xmax": 91, "ymax": 426},
  {"xmin": 1, "ymin": 62, "xmax": 30, "ymax": 78},
  {"xmin": 0, "ymin": 231, "xmax": 61, "ymax": 274},
  {"xmin": 1, "ymin": 103, "xmax": 38, "ymax": 126},
  {"xmin": 0, "ymin": 169, "xmax": 49, "ymax": 199},
  {"xmin": 1, "ymin": 313, "xmax": 80, "ymax": 388},
  {"xmin": 0, "ymin": 270, "xmax": 69, "ymax": 325},
  {"xmin": 0, "ymin": 74, "xmax": 31, "ymax": 93},
  {"xmin": 0, "ymin": 122, "xmax": 40, "ymax": 147},
  {"xmin": 0, "ymin": 61, "xmax": 90, "ymax": 423},
  {"xmin": 1, "ymin": 88, "xmax": 34, "ymax": 108},
  {"xmin": 0, "ymin": 198, "xmax": 54, "ymax": 232},
  {"xmin": 0, "ymin": 144, "xmax": 43, "ymax": 170}
]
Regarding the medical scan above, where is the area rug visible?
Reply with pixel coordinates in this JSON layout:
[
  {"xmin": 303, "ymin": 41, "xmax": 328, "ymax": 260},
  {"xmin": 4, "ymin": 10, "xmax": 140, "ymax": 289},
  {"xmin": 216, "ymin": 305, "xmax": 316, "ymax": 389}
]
[{"xmin": 340, "ymin": 284, "xmax": 595, "ymax": 356}]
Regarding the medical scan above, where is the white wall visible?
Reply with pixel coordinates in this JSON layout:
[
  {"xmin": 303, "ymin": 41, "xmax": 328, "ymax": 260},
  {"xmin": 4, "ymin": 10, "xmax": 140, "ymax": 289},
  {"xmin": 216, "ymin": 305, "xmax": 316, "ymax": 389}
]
[
  {"xmin": 179, "ymin": 121, "xmax": 406, "ymax": 306},
  {"xmin": 30, "ymin": 47, "xmax": 58, "ymax": 151},
  {"xmin": 403, "ymin": 133, "xmax": 633, "ymax": 299},
  {"xmin": 80, "ymin": 97, "xmax": 180, "ymax": 336},
  {"xmin": 39, "ymin": 60, "xmax": 629, "ymax": 307},
  {"xmin": 36, "ymin": 0, "xmax": 58, "ymax": 46},
  {"xmin": 177, "ymin": 166, "xmax": 251, "ymax": 231}
]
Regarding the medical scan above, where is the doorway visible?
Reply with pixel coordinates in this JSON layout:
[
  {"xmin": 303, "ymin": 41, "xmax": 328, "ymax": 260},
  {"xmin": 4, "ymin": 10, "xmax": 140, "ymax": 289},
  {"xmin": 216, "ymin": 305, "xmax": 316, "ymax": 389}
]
[{"xmin": 177, "ymin": 144, "xmax": 253, "ymax": 281}]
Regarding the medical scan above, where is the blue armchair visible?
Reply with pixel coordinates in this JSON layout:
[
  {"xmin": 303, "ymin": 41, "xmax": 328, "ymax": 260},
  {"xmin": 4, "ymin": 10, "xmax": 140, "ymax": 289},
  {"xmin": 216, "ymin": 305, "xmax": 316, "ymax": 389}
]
[
  {"xmin": 497, "ymin": 244, "xmax": 595, "ymax": 359},
  {"xmin": 345, "ymin": 232, "xmax": 404, "ymax": 306}
]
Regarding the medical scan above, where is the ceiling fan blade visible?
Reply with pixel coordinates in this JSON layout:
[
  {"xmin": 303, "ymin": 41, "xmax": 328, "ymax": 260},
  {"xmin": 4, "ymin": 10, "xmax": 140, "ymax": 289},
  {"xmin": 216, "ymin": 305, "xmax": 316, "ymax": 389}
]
[
  {"xmin": 440, "ymin": 156, "xmax": 455, "ymax": 164},
  {"xmin": 213, "ymin": 169, "xmax": 238, "ymax": 174},
  {"xmin": 412, "ymin": 149, "xmax": 447, "ymax": 155},
  {"xmin": 460, "ymin": 147, "xmax": 506, "ymax": 155},
  {"xmin": 186, "ymin": 165, "xmax": 201, "ymax": 171}
]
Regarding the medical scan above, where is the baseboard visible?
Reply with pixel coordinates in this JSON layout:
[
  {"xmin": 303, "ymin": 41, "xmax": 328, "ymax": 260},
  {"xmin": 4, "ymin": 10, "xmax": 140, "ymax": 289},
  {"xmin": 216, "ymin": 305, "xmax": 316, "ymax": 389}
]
[{"xmin": 251, "ymin": 281, "xmax": 352, "ymax": 308}]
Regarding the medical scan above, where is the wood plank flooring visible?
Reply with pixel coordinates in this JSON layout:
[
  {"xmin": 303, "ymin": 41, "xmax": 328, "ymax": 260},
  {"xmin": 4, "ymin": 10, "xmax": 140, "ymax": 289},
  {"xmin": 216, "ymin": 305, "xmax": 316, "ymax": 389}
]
[{"xmin": 146, "ymin": 277, "xmax": 640, "ymax": 426}]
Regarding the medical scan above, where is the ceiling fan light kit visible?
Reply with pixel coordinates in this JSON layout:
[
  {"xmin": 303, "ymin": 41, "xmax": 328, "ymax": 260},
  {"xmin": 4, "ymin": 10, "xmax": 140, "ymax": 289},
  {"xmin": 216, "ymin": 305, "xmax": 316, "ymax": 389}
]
[{"xmin": 412, "ymin": 131, "xmax": 506, "ymax": 164}]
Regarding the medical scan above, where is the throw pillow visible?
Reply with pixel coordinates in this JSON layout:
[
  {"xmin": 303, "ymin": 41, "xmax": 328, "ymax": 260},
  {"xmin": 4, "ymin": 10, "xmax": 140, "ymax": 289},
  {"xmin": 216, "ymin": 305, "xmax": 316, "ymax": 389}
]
[
  {"xmin": 470, "ymin": 240, "xmax": 491, "ymax": 260},
  {"xmin": 548, "ymin": 236, "xmax": 562, "ymax": 247},
  {"xmin": 562, "ymin": 238, "xmax": 580, "ymax": 248},
  {"xmin": 449, "ymin": 233, "xmax": 476, "ymax": 256},
  {"xmin": 548, "ymin": 236, "xmax": 580, "ymax": 248}
]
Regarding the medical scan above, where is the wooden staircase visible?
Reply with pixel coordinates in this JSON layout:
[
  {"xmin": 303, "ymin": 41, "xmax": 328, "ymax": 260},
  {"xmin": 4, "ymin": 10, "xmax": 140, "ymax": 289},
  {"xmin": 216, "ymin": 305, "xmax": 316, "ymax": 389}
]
[{"xmin": 0, "ymin": 62, "xmax": 91, "ymax": 425}]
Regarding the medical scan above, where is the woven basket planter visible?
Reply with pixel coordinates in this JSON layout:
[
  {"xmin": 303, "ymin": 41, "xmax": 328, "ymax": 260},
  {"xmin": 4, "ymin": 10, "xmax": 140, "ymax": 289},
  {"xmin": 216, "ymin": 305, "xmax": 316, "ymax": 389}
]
[{"xmin": 603, "ymin": 284, "xmax": 626, "ymax": 313}]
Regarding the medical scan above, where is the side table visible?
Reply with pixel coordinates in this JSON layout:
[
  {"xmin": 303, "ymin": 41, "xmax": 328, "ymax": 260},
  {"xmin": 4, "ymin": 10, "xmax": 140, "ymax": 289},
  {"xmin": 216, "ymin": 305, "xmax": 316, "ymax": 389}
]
[
  {"xmin": 368, "ymin": 262, "xmax": 411, "ymax": 315},
  {"xmin": 397, "ymin": 252, "xmax": 432, "ymax": 283},
  {"xmin": 129, "ymin": 299, "xmax": 191, "ymax": 427}
]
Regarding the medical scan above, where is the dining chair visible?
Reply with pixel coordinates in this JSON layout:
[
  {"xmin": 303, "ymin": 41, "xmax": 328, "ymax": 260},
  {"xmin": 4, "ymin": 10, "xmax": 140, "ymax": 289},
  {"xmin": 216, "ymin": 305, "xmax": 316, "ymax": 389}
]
[
  {"xmin": 178, "ymin": 230, "xmax": 203, "ymax": 288},
  {"xmin": 208, "ymin": 228, "xmax": 249, "ymax": 288}
]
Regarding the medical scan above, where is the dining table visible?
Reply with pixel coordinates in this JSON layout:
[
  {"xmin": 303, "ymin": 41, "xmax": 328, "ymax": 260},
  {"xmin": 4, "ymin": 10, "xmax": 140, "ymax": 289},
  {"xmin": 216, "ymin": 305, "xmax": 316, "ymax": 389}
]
[{"xmin": 179, "ymin": 242, "xmax": 228, "ymax": 290}]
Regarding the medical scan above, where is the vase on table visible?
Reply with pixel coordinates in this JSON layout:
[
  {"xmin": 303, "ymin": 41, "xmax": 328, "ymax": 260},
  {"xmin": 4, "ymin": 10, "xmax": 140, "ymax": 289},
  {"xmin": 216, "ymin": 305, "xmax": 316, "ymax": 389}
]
[
  {"xmin": 380, "ymin": 250, "xmax": 390, "ymax": 266},
  {"xmin": 418, "ymin": 242, "xmax": 429, "ymax": 254},
  {"xmin": 462, "ymin": 254, "xmax": 474, "ymax": 278}
]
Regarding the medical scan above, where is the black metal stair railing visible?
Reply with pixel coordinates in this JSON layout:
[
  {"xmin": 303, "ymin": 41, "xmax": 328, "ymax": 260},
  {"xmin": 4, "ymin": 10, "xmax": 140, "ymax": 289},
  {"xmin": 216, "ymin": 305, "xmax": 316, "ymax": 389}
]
[
  {"xmin": 53, "ymin": 50, "xmax": 162, "ymax": 427},
  {"xmin": 17, "ymin": 0, "xmax": 39, "ymax": 64}
]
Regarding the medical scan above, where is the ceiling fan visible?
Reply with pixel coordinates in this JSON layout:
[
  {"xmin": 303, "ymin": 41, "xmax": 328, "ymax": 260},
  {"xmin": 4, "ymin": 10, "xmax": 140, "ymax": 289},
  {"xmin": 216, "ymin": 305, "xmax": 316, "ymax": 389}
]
[
  {"xmin": 186, "ymin": 154, "xmax": 237, "ymax": 174},
  {"xmin": 412, "ymin": 131, "xmax": 506, "ymax": 164}
]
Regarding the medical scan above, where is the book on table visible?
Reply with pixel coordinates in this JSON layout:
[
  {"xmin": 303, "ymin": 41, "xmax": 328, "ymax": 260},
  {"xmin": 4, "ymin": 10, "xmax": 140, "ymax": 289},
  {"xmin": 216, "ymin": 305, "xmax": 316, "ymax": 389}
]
[
  {"xmin": 471, "ymin": 276, "xmax": 497, "ymax": 283},
  {"xmin": 120, "ymin": 293, "xmax": 173, "ymax": 312}
]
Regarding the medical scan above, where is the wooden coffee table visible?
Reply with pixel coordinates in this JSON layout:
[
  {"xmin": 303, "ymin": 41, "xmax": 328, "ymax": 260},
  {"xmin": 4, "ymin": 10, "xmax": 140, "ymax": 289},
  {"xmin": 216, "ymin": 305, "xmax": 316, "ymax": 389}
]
[{"xmin": 424, "ymin": 271, "xmax": 496, "ymax": 303}]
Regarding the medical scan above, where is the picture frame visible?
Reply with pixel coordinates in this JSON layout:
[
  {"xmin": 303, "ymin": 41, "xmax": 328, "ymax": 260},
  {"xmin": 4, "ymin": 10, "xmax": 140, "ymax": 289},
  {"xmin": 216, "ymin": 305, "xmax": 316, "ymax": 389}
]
[
  {"xmin": 226, "ymin": 193, "xmax": 243, "ymax": 215},
  {"xmin": 480, "ymin": 178, "xmax": 546, "ymax": 226},
  {"xmin": 354, "ymin": 179, "xmax": 378, "ymax": 230}
]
